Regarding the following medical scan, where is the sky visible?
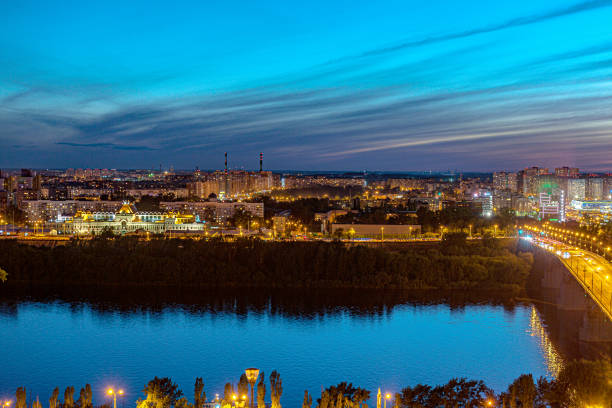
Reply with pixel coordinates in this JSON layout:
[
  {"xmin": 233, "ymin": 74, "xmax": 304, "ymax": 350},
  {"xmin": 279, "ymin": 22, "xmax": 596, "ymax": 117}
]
[{"xmin": 1, "ymin": 0, "xmax": 612, "ymax": 171}]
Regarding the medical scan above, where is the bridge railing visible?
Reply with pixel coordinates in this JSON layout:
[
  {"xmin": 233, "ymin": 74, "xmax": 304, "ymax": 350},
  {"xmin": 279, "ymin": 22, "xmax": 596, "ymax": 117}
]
[{"xmin": 562, "ymin": 256, "xmax": 612, "ymax": 321}]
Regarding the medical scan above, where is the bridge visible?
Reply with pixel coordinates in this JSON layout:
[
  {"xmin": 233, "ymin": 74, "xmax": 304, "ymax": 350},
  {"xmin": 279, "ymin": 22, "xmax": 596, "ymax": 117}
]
[{"xmin": 521, "ymin": 227, "xmax": 612, "ymax": 323}]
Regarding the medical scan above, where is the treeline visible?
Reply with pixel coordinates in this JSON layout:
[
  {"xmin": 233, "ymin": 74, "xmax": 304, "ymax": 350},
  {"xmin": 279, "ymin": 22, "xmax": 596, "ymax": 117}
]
[
  {"xmin": 397, "ymin": 359, "xmax": 612, "ymax": 407},
  {"xmin": 11, "ymin": 360, "xmax": 612, "ymax": 408},
  {"xmin": 0, "ymin": 234, "xmax": 532, "ymax": 291}
]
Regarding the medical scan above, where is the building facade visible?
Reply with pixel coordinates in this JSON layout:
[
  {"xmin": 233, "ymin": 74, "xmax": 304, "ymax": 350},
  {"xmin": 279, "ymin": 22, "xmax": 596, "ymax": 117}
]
[
  {"xmin": 65, "ymin": 202, "xmax": 205, "ymax": 235},
  {"xmin": 160, "ymin": 200, "xmax": 264, "ymax": 222}
]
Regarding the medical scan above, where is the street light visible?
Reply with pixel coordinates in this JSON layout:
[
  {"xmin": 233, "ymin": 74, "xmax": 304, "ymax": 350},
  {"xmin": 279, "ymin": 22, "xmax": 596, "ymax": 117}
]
[
  {"xmin": 107, "ymin": 389, "xmax": 124, "ymax": 408},
  {"xmin": 384, "ymin": 393, "xmax": 391, "ymax": 408},
  {"xmin": 245, "ymin": 368, "xmax": 259, "ymax": 408}
]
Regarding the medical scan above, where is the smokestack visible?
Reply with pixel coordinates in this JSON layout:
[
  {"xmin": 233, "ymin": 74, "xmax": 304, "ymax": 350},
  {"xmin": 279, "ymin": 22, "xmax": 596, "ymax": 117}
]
[
  {"xmin": 260, "ymin": 152, "xmax": 263, "ymax": 172},
  {"xmin": 224, "ymin": 152, "xmax": 227, "ymax": 173}
]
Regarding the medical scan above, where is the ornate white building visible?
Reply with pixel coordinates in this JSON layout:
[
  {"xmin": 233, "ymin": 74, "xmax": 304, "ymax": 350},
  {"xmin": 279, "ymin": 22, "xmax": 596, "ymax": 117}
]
[{"xmin": 65, "ymin": 202, "xmax": 205, "ymax": 235}]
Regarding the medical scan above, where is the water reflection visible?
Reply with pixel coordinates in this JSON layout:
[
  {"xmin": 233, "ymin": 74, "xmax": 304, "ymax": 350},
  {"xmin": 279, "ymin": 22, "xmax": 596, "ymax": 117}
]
[
  {"xmin": 527, "ymin": 263, "xmax": 612, "ymax": 377},
  {"xmin": 1, "ymin": 282, "xmax": 611, "ymax": 407},
  {"xmin": 528, "ymin": 306, "xmax": 563, "ymax": 377},
  {"xmin": 0, "ymin": 285, "xmax": 520, "ymax": 319}
]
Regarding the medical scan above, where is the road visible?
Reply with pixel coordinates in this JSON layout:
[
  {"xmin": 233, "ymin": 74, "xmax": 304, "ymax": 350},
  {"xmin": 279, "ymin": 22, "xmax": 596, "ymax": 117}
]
[{"xmin": 529, "ymin": 235, "xmax": 612, "ymax": 320}]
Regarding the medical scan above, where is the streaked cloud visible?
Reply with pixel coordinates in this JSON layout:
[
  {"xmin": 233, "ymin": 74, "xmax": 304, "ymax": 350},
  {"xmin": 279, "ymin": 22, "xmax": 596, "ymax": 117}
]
[{"xmin": 1, "ymin": 0, "xmax": 612, "ymax": 170}]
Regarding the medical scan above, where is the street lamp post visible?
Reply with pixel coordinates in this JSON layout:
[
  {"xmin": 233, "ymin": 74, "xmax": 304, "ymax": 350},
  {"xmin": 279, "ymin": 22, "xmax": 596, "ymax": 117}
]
[
  {"xmin": 245, "ymin": 368, "xmax": 259, "ymax": 408},
  {"xmin": 384, "ymin": 393, "xmax": 391, "ymax": 408},
  {"xmin": 107, "ymin": 389, "xmax": 124, "ymax": 408}
]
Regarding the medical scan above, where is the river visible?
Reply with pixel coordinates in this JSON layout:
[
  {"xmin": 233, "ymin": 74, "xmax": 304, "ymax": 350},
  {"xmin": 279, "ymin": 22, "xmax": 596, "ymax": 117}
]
[{"xmin": 1, "ymin": 286, "xmax": 611, "ymax": 407}]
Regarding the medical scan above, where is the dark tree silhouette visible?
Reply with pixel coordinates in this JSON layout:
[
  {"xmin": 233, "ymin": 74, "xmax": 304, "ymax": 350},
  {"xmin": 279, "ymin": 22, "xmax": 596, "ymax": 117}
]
[
  {"xmin": 64, "ymin": 387, "xmax": 75, "ymax": 408},
  {"xmin": 194, "ymin": 378, "xmax": 205, "ymax": 408},
  {"xmin": 16, "ymin": 388, "xmax": 26, "ymax": 408},
  {"xmin": 270, "ymin": 371, "xmax": 283, "ymax": 408},
  {"xmin": 257, "ymin": 372, "xmax": 266, "ymax": 408},
  {"xmin": 138, "ymin": 377, "xmax": 184, "ymax": 408},
  {"xmin": 50, "ymin": 387, "xmax": 60, "ymax": 408}
]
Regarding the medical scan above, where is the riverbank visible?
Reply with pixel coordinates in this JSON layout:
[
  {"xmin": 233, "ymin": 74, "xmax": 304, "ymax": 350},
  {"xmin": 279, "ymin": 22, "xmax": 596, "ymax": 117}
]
[{"xmin": 0, "ymin": 235, "xmax": 532, "ymax": 292}]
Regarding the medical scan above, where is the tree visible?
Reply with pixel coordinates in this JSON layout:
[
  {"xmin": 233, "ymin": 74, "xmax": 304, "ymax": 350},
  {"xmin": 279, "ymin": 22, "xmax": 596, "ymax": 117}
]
[
  {"xmin": 0, "ymin": 267, "xmax": 6, "ymax": 283},
  {"xmin": 318, "ymin": 383, "xmax": 370, "ymax": 408},
  {"xmin": 317, "ymin": 390, "xmax": 330, "ymax": 408},
  {"xmin": 257, "ymin": 372, "xmax": 266, "ymax": 408},
  {"xmin": 270, "ymin": 371, "xmax": 283, "ymax": 408},
  {"xmin": 64, "ymin": 387, "xmax": 75, "ymax": 408},
  {"xmin": 16, "ymin": 387, "xmax": 26, "ymax": 408},
  {"xmin": 440, "ymin": 232, "xmax": 468, "ymax": 255},
  {"xmin": 138, "ymin": 377, "xmax": 184, "ymax": 408},
  {"xmin": 501, "ymin": 374, "xmax": 536, "ymax": 408},
  {"xmin": 302, "ymin": 391, "xmax": 312, "ymax": 408},
  {"xmin": 99, "ymin": 226, "xmax": 115, "ymax": 239},
  {"xmin": 554, "ymin": 359, "xmax": 612, "ymax": 407},
  {"xmin": 223, "ymin": 383, "xmax": 235, "ymax": 407},
  {"xmin": 78, "ymin": 385, "xmax": 93, "ymax": 408},
  {"xmin": 33, "ymin": 398, "xmax": 42, "ymax": 408},
  {"xmin": 238, "ymin": 374, "xmax": 249, "ymax": 400},
  {"xmin": 50, "ymin": 387, "xmax": 60, "ymax": 408},
  {"xmin": 332, "ymin": 228, "xmax": 344, "ymax": 240},
  {"xmin": 194, "ymin": 378, "xmax": 205, "ymax": 408},
  {"xmin": 400, "ymin": 384, "xmax": 433, "ymax": 407}
]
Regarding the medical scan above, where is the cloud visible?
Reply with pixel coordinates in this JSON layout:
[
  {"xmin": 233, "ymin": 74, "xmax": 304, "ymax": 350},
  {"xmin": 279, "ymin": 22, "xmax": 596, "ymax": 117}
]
[
  {"xmin": 56, "ymin": 142, "xmax": 155, "ymax": 151},
  {"xmin": 2, "ymin": 1, "xmax": 612, "ymax": 170},
  {"xmin": 323, "ymin": 0, "xmax": 612, "ymax": 64}
]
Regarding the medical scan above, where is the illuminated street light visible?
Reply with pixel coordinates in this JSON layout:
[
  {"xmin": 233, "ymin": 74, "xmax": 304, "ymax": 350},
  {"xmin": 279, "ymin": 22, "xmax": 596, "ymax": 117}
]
[
  {"xmin": 245, "ymin": 368, "xmax": 259, "ymax": 408},
  {"xmin": 107, "ymin": 389, "xmax": 124, "ymax": 408},
  {"xmin": 384, "ymin": 393, "xmax": 391, "ymax": 408}
]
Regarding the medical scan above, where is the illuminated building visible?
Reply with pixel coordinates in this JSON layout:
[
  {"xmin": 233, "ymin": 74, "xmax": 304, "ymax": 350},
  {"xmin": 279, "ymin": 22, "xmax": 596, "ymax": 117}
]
[
  {"xmin": 518, "ymin": 167, "xmax": 548, "ymax": 195},
  {"xmin": 554, "ymin": 167, "xmax": 579, "ymax": 177},
  {"xmin": 65, "ymin": 202, "xmax": 204, "ymax": 235},
  {"xmin": 539, "ymin": 192, "xmax": 559, "ymax": 219},
  {"xmin": 559, "ymin": 190, "xmax": 566, "ymax": 222},
  {"xmin": 21, "ymin": 200, "xmax": 124, "ymax": 221},
  {"xmin": 570, "ymin": 200, "xmax": 612, "ymax": 214},
  {"xmin": 160, "ymin": 200, "xmax": 264, "ymax": 222},
  {"xmin": 586, "ymin": 177, "xmax": 603, "ymax": 200},
  {"xmin": 493, "ymin": 171, "xmax": 518, "ymax": 192},
  {"xmin": 567, "ymin": 178, "xmax": 586, "ymax": 201}
]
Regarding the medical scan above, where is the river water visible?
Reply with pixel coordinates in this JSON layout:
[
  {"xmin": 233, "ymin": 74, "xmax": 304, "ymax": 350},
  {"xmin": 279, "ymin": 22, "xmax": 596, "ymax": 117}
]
[{"xmin": 1, "ymin": 287, "xmax": 611, "ymax": 407}]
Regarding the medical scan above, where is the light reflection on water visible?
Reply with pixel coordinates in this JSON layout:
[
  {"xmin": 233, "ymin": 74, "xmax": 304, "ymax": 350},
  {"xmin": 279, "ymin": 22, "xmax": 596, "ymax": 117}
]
[
  {"xmin": 0, "ymin": 287, "xmax": 610, "ymax": 407},
  {"xmin": 528, "ymin": 305, "xmax": 563, "ymax": 377}
]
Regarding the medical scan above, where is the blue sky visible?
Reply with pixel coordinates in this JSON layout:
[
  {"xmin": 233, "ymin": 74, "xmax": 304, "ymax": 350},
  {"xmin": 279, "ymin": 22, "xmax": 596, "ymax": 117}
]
[{"xmin": 1, "ymin": 0, "xmax": 612, "ymax": 171}]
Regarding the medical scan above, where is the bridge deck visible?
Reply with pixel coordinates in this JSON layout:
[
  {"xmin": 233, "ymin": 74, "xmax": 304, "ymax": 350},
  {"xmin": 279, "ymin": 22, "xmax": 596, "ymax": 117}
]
[{"xmin": 530, "ymin": 236, "xmax": 612, "ymax": 322}]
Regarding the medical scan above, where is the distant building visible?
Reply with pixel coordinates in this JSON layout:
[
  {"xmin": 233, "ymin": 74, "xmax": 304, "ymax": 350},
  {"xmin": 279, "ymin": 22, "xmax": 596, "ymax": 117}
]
[
  {"xmin": 586, "ymin": 178, "xmax": 603, "ymax": 200},
  {"xmin": 493, "ymin": 172, "xmax": 518, "ymax": 192},
  {"xmin": 539, "ymin": 193, "xmax": 559, "ymax": 219},
  {"xmin": 518, "ymin": 167, "xmax": 548, "ymax": 195},
  {"xmin": 160, "ymin": 201, "xmax": 264, "ymax": 222},
  {"xmin": 272, "ymin": 210, "xmax": 291, "ymax": 235},
  {"xmin": 21, "ymin": 200, "xmax": 124, "ymax": 221},
  {"xmin": 66, "ymin": 202, "xmax": 204, "ymax": 236},
  {"xmin": 554, "ymin": 167, "xmax": 580, "ymax": 177},
  {"xmin": 570, "ymin": 200, "xmax": 612, "ymax": 214},
  {"xmin": 567, "ymin": 178, "xmax": 586, "ymax": 201}
]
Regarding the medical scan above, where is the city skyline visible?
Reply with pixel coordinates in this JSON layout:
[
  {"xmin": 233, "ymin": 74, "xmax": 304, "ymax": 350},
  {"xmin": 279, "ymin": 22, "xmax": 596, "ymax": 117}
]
[{"xmin": 2, "ymin": 0, "xmax": 612, "ymax": 170}]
